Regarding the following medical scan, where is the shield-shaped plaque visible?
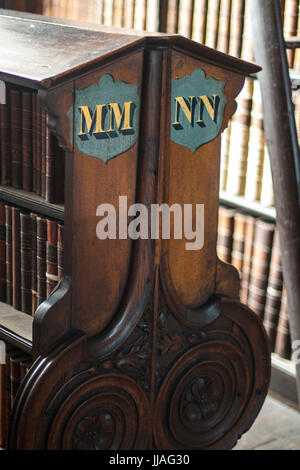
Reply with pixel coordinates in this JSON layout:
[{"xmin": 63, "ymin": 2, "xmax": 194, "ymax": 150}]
[
  {"xmin": 171, "ymin": 68, "xmax": 226, "ymax": 152},
  {"xmin": 68, "ymin": 74, "xmax": 140, "ymax": 163}
]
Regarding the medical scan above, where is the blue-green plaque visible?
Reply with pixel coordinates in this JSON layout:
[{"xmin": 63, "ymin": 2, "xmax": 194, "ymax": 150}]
[
  {"xmin": 68, "ymin": 74, "xmax": 140, "ymax": 163},
  {"xmin": 171, "ymin": 69, "xmax": 226, "ymax": 152}
]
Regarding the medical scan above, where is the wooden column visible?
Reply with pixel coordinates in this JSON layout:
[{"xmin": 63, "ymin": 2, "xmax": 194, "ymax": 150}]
[{"xmin": 249, "ymin": 0, "xmax": 300, "ymax": 403}]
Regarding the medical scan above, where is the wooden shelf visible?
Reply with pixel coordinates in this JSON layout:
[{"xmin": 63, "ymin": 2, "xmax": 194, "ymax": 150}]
[
  {"xmin": 0, "ymin": 186, "xmax": 64, "ymax": 221},
  {"xmin": 219, "ymin": 191, "xmax": 276, "ymax": 221},
  {"xmin": 0, "ymin": 302, "xmax": 32, "ymax": 354}
]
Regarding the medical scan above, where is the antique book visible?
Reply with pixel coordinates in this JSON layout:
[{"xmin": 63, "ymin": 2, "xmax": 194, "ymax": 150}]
[
  {"xmin": 103, "ymin": 0, "xmax": 114, "ymax": 26},
  {"xmin": 10, "ymin": 88, "xmax": 22, "ymax": 189},
  {"xmin": 226, "ymin": 77, "xmax": 253, "ymax": 196},
  {"xmin": 45, "ymin": 122, "xmax": 55, "ymax": 203},
  {"xmin": 217, "ymin": 206, "xmax": 235, "ymax": 263},
  {"xmin": 30, "ymin": 213, "xmax": 37, "ymax": 316},
  {"xmin": 53, "ymin": 138, "xmax": 65, "ymax": 204},
  {"xmin": 0, "ymin": 89, "xmax": 11, "ymax": 186},
  {"xmin": 5, "ymin": 205, "xmax": 12, "ymax": 305},
  {"xmin": 145, "ymin": 0, "xmax": 159, "ymax": 31},
  {"xmin": 0, "ymin": 202, "xmax": 6, "ymax": 302},
  {"xmin": 21, "ymin": 90, "xmax": 33, "ymax": 192},
  {"xmin": 205, "ymin": 0, "xmax": 220, "ymax": 49},
  {"xmin": 31, "ymin": 91, "xmax": 37, "ymax": 193},
  {"xmin": 46, "ymin": 219, "xmax": 58, "ymax": 298},
  {"xmin": 240, "ymin": 0, "xmax": 255, "ymax": 63},
  {"xmin": 20, "ymin": 213, "xmax": 32, "ymax": 315},
  {"xmin": 219, "ymin": 121, "xmax": 231, "ymax": 191},
  {"xmin": 247, "ymin": 219, "xmax": 275, "ymax": 320},
  {"xmin": 41, "ymin": 108, "xmax": 47, "ymax": 199},
  {"xmin": 263, "ymin": 230, "xmax": 283, "ymax": 352},
  {"xmin": 123, "ymin": 0, "xmax": 135, "ymax": 29},
  {"xmin": 113, "ymin": 0, "xmax": 124, "ymax": 27},
  {"xmin": 260, "ymin": 145, "xmax": 275, "ymax": 207},
  {"xmin": 231, "ymin": 212, "xmax": 247, "ymax": 276},
  {"xmin": 244, "ymin": 79, "xmax": 265, "ymax": 202},
  {"xmin": 35, "ymin": 94, "xmax": 42, "ymax": 197},
  {"xmin": 177, "ymin": 0, "xmax": 194, "ymax": 38},
  {"xmin": 192, "ymin": 0, "xmax": 208, "ymax": 43},
  {"xmin": 239, "ymin": 214, "xmax": 256, "ymax": 304},
  {"xmin": 166, "ymin": 0, "xmax": 179, "ymax": 33},
  {"xmin": 36, "ymin": 216, "xmax": 47, "ymax": 307},
  {"xmin": 12, "ymin": 207, "xmax": 21, "ymax": 311},
  {"xmin": 216, "ymin": 0, "xmax": 232, "ymax": 53},
  {"xmin": 283, "ymin": 0, "xmax": 299, "ymax": 68},
  {"xmin": 274, "ymin": 287, "xmax": 292, "ymax": 360},
  {"xmin": 228, "ymin": 0, "xmax": 245, "ymax": 58},
  {"xmin": 57, "ymin": 223, "xmax": 64, "ymax": 281}
]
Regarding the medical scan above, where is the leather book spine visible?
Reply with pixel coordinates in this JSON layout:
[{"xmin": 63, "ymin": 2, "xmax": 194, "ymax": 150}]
[
  {"xmin": 22, "ymin": 90, "xmax": 33, "ymax": 192},
  {"xmin": 263, "ymin": 230, "xmax": 283, "ymax": 351},
  {"xmin": 0, "ymin": 202, "xmax": 6, "ymax": 301},
  {"xmin": 217, "ymin": 206, "xmax": 235, "ymax": 264},
  {"xmin": 0, "ymin": 98, "xmax": 11, "ymax": 186},
  {"xmin": 20, "ymin": 212, "xmax": 32, "ymax": 315},
  {"xmin": 12, "ymin": 206, "xmax": 21, "ymax": 311},
  {"xmin": 5, "ymin": 205, "xmax": 12, "ymax": 305},
  {"xmin": 10, "ymin": 88, "xmax": 22, "ymax": 189},
  {"xmin": 35, "ymin": 94, "xmax": 42, "ymax": 196},
  {"xmin": 45, "ymin": 128, "xmax": 55, "ymax": 203},
  {"xmin": 37, "ymin": 216, "xmax": 47, "ymax": 306},
  {"xmin": 30, "ymin": 212, "xmax": 37, "ymax": 316},
  {"xmin": 247, "ymin": 219, "xmax": 275, "ymax": 320},
  {"xmin": 46, "ymin": 219, "xmax": 58, "ymax": 298},
  {"xmin": 240, "ymin": 214, "xmax": 256, "ymax": 304},
  {"xmin": 274, "ymin": 287, "xmax": 292, "ymax": 360},
  {"xmin": 57, "ymin": 223, "xmax": 64, "ymax": 281}
]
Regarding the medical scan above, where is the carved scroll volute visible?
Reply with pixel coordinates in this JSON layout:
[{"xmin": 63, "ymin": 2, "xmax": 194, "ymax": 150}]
[{"xmin": 160, "ymin": 49, "xmax": 245, "ymax": 327}]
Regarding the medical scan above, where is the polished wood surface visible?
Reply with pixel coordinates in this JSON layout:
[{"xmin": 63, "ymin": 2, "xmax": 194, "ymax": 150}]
[{"xmin": 0, "ymin": 12, "xmax": 270, "ymax": 450}]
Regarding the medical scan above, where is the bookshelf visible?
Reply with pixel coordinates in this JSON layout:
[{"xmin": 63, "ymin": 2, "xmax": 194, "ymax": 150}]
[{"xmin": 0, "ymin": 9, "xmax": 271, "ymax": 450}]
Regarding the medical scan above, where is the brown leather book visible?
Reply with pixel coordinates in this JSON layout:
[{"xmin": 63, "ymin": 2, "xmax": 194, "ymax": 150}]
[
  {"xmin": 240, "ymin": 0, "xmax": 254, "ymax": 62},
  {"xmin": 166, "ymin": 0, "xmax": 179, "ymax": 34},
  {"xmin": 30, "ymin": 213, "xmax": 37, "ymax": 316},
  {"xmin": 228, "ymin": 0, "xmax": 245, "ymax": 58},
  {"xmin": 41, "ymin": 108, "xmax": 47, "ymax": 199},
  {"xmin": 217, "ymin": 206, "xmax": 235, "ymax": 264},
  {"xmin": 231, "ymin": 211, "xmax": 247, "ymax": 276},
  {"xmin": 37, "ymin": 216, "xmax": 47, "ymax": 307},
  {"xmin": 45, "ymin": 130, "xmax": 56, "ymax": 203},
  {"xmin": 240, "ymin": 214, "xmax": 256, "ymax": 303},
  {"xmin": 10, "ymin": 87, "xmax": 23, "ymax": 189},
  {"xmin": 274, "ymin": 287, "xmax": 292, "ymax": 360},
  {"xmin": 216, "ymin": 0, "xmax": 232, "ymax": 53},
  {"xmin": 57, "ymin": 223, "xmax": 64, "ymax": 281},
  {"xmin": 22, "ymin": 90, "xmax": 33, "ymax": 192},
  {"xmin": 263, "ymin": 230, "xmax": 283, "ymax": 352},
  {"xmin": 31, "ymin": 91, "xmax": 37, "ymax": 193},
  {"xmin": 283, "ymin": 0, "xmax": 299, "ymax": 68},
  {"xmin": 54, "ymin": 137, "xmax": 65, "ymax": 204},
  {"xmin": 5, "ymin": 205, "xmax": 12, "ymax": 305},
  {"xmin": 0, "ymin": 202, "xmax": 6, "ymax": 302},
  {"xmin": 46, "ymin": 219, "xmax": 58, "ymax": 298},
  {"xmin": 177, "ymin": 0, "xmax": 194, "ymax": 38},
  {"xmin": 247, "ymin": 219, "xmax": 275, "ymax": 320},
  {"xmin": 12, "ymin": 206, "xmax": 21, "ymax": 311},
  {"xmin": 20, "ymin": 212, "xmax": 32, "ymax": 315},
  {"xmin": 0, "ymin": 98, "xmax": 11, "ymax": 186},
  {"xmin": 35, "ymin": 94, "xmax": 42, "ymax": 197}
]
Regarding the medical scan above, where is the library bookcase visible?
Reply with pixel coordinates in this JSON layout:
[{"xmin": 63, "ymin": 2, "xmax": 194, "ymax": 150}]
[{"xmin": 0, "ymin": 9, "xmax": 270, "ymax": 450}]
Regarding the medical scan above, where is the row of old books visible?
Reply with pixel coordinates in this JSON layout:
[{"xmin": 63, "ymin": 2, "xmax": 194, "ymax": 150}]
[
  {"xmin": 0, "ymin": 202, "xmax": 64, "ymax": 316},
  {"xmin": 0, "ymin": 82, "xmax": 65, "ymax": 204},
  {"xmin": 217, "ymin": 205, "xmax": 292, "ymax": 361},
  {"xmin": 0, "ymin": 341, "xmax": 31, "ymax": 448},
  {"xmin": 220, "ymin": 77, "xmax": 274, "ymax": 207}
]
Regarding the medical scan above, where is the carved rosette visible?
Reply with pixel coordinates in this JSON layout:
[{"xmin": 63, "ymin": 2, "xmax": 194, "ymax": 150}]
[{"xmin": 47, "ymin": 374, "xmax": 151, "ymax": 450}]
